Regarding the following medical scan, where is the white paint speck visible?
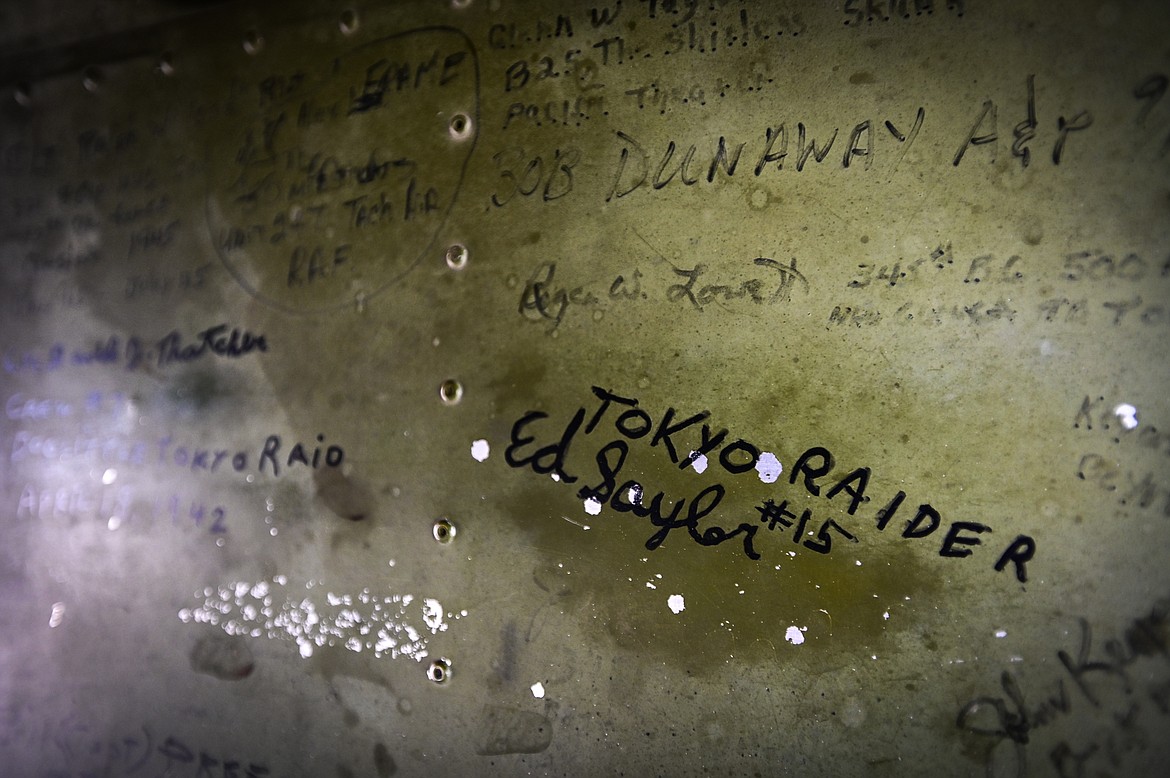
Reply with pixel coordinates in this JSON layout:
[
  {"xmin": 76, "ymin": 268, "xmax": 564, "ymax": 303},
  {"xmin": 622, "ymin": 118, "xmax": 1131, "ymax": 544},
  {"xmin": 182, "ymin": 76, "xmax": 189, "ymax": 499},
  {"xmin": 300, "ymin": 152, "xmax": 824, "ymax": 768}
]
[
  {"xmin": 994, "ymin": 629, "xmax": 1008, "ymax": 638},
  {"xmin": 755, "ymin": 452, "xmax": 783, "ymax": 483},
  {"xmin": 882, "ymin": 611, "xmax": 890, "ymax": 621},
  {"xmin": 584, "ymin": 497, "xmax": 602, "ymax": 516},
  {"xmin": 688, "ymin": 451, "xmax": 709, "ymax": 474},
  {"xmin": 1114, "ymin": 403, "xmax": 1138, "ymax": 430},
  {"xmin": 667, "ymin": 594, "xmax": 685, "ymax": 614},
  {"xmin": 101, "ymin": 468, "xmax": 117, "ymax": 485},
  {"xmin": 646, "ymin": 582, "xmax": 656, "ymax": 589},
  {"xmin": 531, "ymin": 681, "xmax": 545, "ymax": 699},
  {"xmin": 627, "ymin": 484, "xmax": 643, "ymax": 505},
  {"xmin": 470, "ymin": 439, "xmax": 490, "ymax": 462},
  {"xmin": 784, "ymin": 625, "xmax": 806, "ymax": 645},
  {"xmin": 49, "ymin": 602, "xmax": 65, "ymax": 628},
  {"xmin": 550, "ymin": 473, "xmax": 560, "ymax": 482}
]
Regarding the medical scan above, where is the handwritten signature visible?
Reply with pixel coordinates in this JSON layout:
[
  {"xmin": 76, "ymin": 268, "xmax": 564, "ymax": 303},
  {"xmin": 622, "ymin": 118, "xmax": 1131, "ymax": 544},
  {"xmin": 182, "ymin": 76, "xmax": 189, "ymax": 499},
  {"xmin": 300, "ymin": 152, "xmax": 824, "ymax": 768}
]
[
  {"xmin": 2, "ymin": 324, "xmax": 267, "ymax": 374},
  {"xmin": 957, "ymin": 599, "xmax": 1170, "ymax": 777},
  {"xmin": 518, "ymin": 255, "xmax": 808, "ymax": 330}
]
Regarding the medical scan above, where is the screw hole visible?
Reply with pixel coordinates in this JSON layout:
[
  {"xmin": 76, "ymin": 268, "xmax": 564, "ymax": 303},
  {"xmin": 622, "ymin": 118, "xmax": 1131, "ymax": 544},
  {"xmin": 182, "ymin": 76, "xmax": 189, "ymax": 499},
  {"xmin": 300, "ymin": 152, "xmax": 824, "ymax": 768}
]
[
  {"xmin": 339, "ymin": 9, "xmax": 359, "ymax": 35},
  {"xmin": 445, "ymin": 243, "xmax": 468, "ymax": 270},
  {"xmin": 433, "ymin": 518, "xmax": 456, "ymax": 544},
  {"xmin": 243, "ymin": 30, "xmax": 264, "ymax": 55},
  {"xmin": 82, "ymin": 66, "xmax": 103, "ymax": 92},
  {"xmin": 428, "ymin": 658, "xmax": 451, "ymax": 683},
  {"xmin": 439, "ymin": 379, "xmax": 463, "ymax": 405},
  {"xmin": 156, "ymin": 52, "xmax": 175, "ymax": 76},
  {"xmin": 448, "ymin": 112, "xmax": 473, "ymax": 141}
]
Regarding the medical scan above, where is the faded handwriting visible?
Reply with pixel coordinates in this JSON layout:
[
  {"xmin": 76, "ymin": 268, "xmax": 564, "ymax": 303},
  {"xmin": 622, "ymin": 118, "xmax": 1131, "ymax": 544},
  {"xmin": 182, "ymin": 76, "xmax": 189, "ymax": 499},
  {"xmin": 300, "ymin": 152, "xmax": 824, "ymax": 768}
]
[
  {"xmin": 10, "ymin": 429, "xmax": 344, "ymax": 479},
  {"xmin": 843, "ymin": 0, "xmax": 965, "ymax": 26},
  {"xmin": 518, "ymin": 255, "xmax": 807, "ymax": 330},
  {"xmin": 15, "ymin": 483, "xmax": 227, "ymax": 535},
  {"xmin": 499, "ymin": 3, "xmax": 807, "ymax": 96},
  {"xmin": 2, "ymin": 324, "xmax": 267, "ymax": 374},
  {"xmin": 958, "ymin": 601, "xmax": 1170, "ymax": 778},
  {"xmin": 33, "ymin": 717, "xmax": 270, "ymax": 778}
]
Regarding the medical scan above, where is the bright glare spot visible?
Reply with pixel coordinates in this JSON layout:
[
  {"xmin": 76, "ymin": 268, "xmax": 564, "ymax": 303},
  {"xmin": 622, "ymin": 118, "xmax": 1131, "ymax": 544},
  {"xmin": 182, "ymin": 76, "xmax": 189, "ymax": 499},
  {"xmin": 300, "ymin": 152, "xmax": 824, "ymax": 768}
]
[
  {"xmin": 470, "ymin": 439, "xmax": 490, "ymax": 462},
  {"xmin": 422, "ymin": 599, "xmax": 445, "ymax": 631},
  {"xmin": 584, "ymin": 497, "xmax": 602, "ymax": 516},
  {"xmin": 107, "ymin": 516, "xmax": 121, "ymax": 531},
  {"xmin": 784, "ymin": 625, "xmax": 806, "ymax": 645},
  {"xmin": 755, "ymin": 452, "xmax": 783, "ymax": 483},
  {"xmin": 531, "ymin": 681, "xmax": 545, "ymax": 699},
  {"xmin": 49, "ymin": 602, "xmax": 65, "ymax": 628},
  {"xmin": 994, "ymin": 629, "xmax": 1008, "ymax": 638},
  {"xmin": 1114, "ymin": 403, "xmax": 1138, "ymax": 430},
  {"xmin": 667, "ymin": 594, "xmax": 685, "ymax": 614},
  {"xmin": 688, "ymin": 451, "xmax": 709, "ymax": 474},
  {"xmin": 101, "ymin": 468, "xmax": 117, "ymax": 485}
]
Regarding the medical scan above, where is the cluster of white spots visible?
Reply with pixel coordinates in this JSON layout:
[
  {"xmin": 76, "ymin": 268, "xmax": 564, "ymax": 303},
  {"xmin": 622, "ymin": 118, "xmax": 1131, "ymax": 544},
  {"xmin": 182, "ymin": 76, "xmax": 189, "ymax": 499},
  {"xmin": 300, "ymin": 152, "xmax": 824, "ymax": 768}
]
[
  {"xmin": 784, "ymin": 625, "xmax": 807, "ymax": 645},
  {"xmin": 177, "ymin": 577, "xmax": 464, "ymax": 662},
  {"xmin": 687, "ymin": 451, "xmax": 709, "ymax": 474},
  {"xmin": 645, "ymin": 573, "xmax": 663, "ymax": 590},
  {"xmin": 583, "ymin": 496, "xmax": 602, "ymax": 516},
  {"xmin": 530, "ymin": 681, "xmax": 545, "ymax": 699},
  {"xmin": 470, "ymin": 439, "xmax": 490, "ymax": 462},
  {"xmin": 1114, "ymin": 403, "xmax": 1139, "ymax": 430},
  {"xmin": 755, "ymin": 452, "xmax": 783, "ymax": 483},
  {"xmin": 48, "ymin": 602, "xmax": 65, "ymax": 628},
  {"xmin": 667, "ymin": 594, "xmax": 685, "ymax": 614},
  {"xmin": 627, "ymin": 484, "xmax": 643, "ymax": 505}
]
